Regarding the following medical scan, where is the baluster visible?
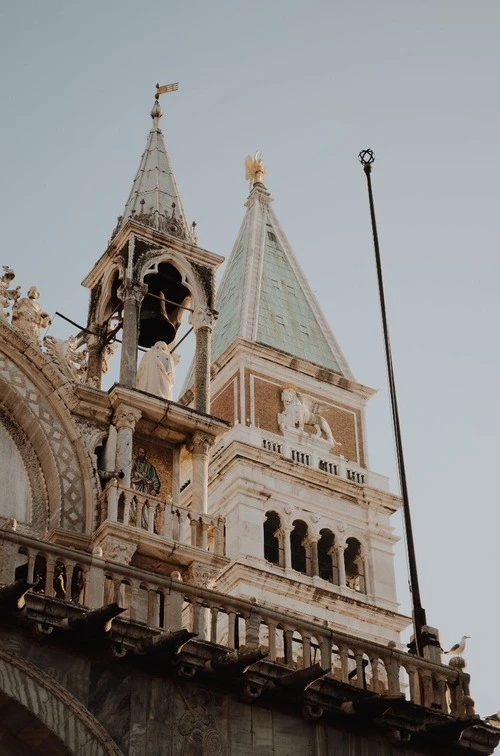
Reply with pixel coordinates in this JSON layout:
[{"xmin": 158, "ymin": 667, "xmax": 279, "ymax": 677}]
[
  {"xmin": 128, "ymin": 581, "xmax": 138, "ymax": 620},
  {"xmin": 45, "ymin": 555, "xmax": 55, "ymax": 598},
  {"xmin": 123, "ymin": 493, "xmax": 132, "ymax": 526},
  {"xmin": 190, "ymin": 518, "xmax": 199, "ymax": 548},
  {"xmin": 421, "ymin": 673, "xmax": 434, "ymax": 708},
  {"xmin": 267, "ymin": 621, "xmax": 277, "ymax": 661},
  {"xmin": 179, "ymin": 511, "xmax": 190, "ymax": 545},
  {"xmin": 64, "ymin": 562, "xmax": 73, "ymax": 602},
  {"xmin": 168, "ymin": 573, "xmax": 183, "ymax": 631},
  {"xmin": 339, "ymin": 645, "xmax": 350, "ymax": 683},
  {"xmin": 228, "ymin": 612, "xmax": 237, "ymax": 650},
  {"xmin": 200, "ymin": 522, "xmax": 209, "ymax": 551},
  {"xmin": 283, "ymin": 629, "xmax": 294, "ymax": 665},
  {"xmin": 163, "ymin": 507, "xmax": 174, "ymax": 540},
  {"xmin": 147, "ymin": 501, "xmax": 155, "ymax": 534},
  {"xmin": 27, "ymin": 550, "xmax": 36, "ymax": 583},
  {"xmin": 113, "ymin": 578, "xmax": 122, "ymax": 605},
  {"xmin": 210, "ymin": 606, "xmax": 218, "ymax": 643},
  {"xmin": 386, "ymin": 653, "xmax": 401, "ymax": 695},
  {"xmin": 320, "ymin": 637, "xmax": 331, "ymax": 670},
  {"xmin": 245, "ymin": 611, "xmax": 261, "ymax": 648},
  {"xmin": 191, "ymin": 601, "xmax": 201, "ymax": 634},
  {"xmin": 436, "ymin": 676, "xmax": 448, "ymax": 713},
  {"xmin": 354, "ymin": 651, "xmax": 365, "ymax": 689},
  {"xmin": 370, "ymin": 656, "xmax": 379, "ymax": 692},
  {"xmin": 406, "ymin": 664, "xmax": 421, "ymax": 705},
  {"xmin": 215, "ymin": 518, "xmax": 225, "ymax": 555},
  {"xmin": 107, "ymin": 480, "xmax": 119, "ymax": 521},
  {"xmin": 147, "ymin": 589, "xmax": 157, "ymax": 627},
  {"xmin": 302, "ymin": 635, "xmax": 311, "ymax": 668}
]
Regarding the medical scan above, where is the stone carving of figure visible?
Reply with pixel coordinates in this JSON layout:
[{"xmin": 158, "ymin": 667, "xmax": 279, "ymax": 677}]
[
  {"xmin": 136, "ymin": 341, "xmax": 180, "ymax": 400},
  {"xmin": 0, "ymin": 266, "xmax": 21, "ymax": 319},
  {"xmin": 245, "ymin": 151, "xmax": 266, "ymax": 185},
  {"xmin": 43, "ymin": 334, "xmax": 88, "ymax": 381},
  {"xmin": 131, "ymin": 447, "xmax": 161, "ymax": 496},
  {"xmin": 278, "ymin": 386, "xmax": 338, "ymax": 447},
  {"xmin": 11, "ymin": 286, "xmax": 51, "ymax": 344}
]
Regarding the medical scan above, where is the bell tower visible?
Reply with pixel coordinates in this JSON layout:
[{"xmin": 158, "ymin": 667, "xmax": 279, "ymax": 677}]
[{"xmin": 82, "ymin": 86, "xmax": 219, "ymax": 414}]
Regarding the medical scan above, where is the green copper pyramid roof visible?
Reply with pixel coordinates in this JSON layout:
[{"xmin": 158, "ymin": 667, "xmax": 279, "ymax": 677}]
[{"xmin": 209, "ymin": 183, "xmax": 353, "ymax": 378}]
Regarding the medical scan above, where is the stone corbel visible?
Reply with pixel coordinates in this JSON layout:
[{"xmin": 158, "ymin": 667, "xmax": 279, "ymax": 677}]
[{"xmin": 183, "ymin": 563, "xmax": 219, "ymax": 589}]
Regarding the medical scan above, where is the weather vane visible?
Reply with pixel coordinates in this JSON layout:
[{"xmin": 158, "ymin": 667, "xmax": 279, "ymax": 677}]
[{"xmin": 155, "ymin": 82, "xmax": 179, "ymax": 100}]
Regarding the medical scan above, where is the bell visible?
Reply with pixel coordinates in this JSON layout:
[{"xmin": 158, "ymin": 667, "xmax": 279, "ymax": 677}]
[{"xmin": 139, "ymin": 289, "xmax": 178, "ymax": 348}]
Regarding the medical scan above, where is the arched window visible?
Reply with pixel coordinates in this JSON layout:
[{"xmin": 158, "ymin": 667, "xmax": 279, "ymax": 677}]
[
  {"xmin": 290, "ymin": 520, "xmax": 309, "ymax": 574},
  {"xmin": 318, "ymin": 529, "xmax": 338, "ymax": 583},
  {"xmin": 263, "ymin": 511, "xmax": 282, "ymax": 566},
  {"xmin": 344, "ymin": 537, "xmax": 366, "ymax": 593}
]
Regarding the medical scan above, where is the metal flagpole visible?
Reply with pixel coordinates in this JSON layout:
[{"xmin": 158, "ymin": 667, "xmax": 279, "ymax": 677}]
[{"xmin": 358, "ymin": 149, "xmax": 427, "ymax": 656}]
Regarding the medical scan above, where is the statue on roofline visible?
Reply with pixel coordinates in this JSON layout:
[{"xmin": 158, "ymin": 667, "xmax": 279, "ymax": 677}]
[{"xmin": 245, "ymin": 151, "xmax": 266, "ymax": 185}]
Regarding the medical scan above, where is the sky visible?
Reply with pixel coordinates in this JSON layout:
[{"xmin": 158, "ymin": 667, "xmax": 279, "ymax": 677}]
[{"xmin": 1, "ymin": 0, "xmax": 499, "ymax": 718}]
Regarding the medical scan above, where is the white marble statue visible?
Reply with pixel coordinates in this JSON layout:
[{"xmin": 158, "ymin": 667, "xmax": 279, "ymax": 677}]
[
  {"xmin": 0, "ymin": 266, "xmax": 21, "ymax": 319},
  {"xmin": 11, "ymin": 286, "xmax": 51, "ymax": 344},
  {"xmin": 136, "ymin": 341, "xmax": 180, "ymax": 400},
  {"xmin": 278, "ymin": 386, "xmax": 338, "ymax": 447},
  {"xmin": 43, "ymin": 334, "xmax": 88, "ymax": 381}
]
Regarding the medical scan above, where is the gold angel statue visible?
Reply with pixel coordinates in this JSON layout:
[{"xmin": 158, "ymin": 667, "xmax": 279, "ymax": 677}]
[{"xmin": 245, "ymin": 151, "xmax": 266, "ymax": 185}]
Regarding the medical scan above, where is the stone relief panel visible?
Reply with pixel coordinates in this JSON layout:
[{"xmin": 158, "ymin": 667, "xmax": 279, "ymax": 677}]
[
  {"xmin": 251, "ymin": 373, "xmax": 364, "ymax": 464},
  {"xmin": 175, "ymin": 685, "xmax": 227, "ymax": 756},
  {"xmin": 0, "ymin": 355, "xmax": 86, "ymax": 532}
]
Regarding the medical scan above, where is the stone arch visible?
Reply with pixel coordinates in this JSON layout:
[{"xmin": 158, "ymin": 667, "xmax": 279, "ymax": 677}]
[
  {"xmin": 0, "ymin": 335, "xmax": 97, "ymax": 535},
  {"xmin": 263, "ymin": 510, "xmax": 283, "ymax": 566},
  {"xmin": 290, "ymin": 519, "xmax": 309, "ymax": 574},
  {"xmin": 0, "ymin": 648, "xmax": 123, "ymax": 755},
  {"xmin": 344, "ymin": 536, "xmax": 366, "ymax": 593},
  {"xmin": 139, "ymin": 251, "xmax": 209, "ymax": 313},
  {"xmin": 94, "ymin": 263, "xmax": 125, "ymax": 326}
]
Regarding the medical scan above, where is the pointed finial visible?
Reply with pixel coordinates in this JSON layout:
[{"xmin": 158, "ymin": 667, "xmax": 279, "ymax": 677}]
[{"xmin": 245, "ymin": 151, "xmax": 266, "ymax": 186}]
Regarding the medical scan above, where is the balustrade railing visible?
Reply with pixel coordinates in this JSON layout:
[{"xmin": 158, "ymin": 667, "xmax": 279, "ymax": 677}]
[
  {"xmin": 100, "ymin": 481, "xmax": 225, "ymax": 556},
  {"xmin": 0, "ymin": 531, "xmax": 472, "ymax": 718}
]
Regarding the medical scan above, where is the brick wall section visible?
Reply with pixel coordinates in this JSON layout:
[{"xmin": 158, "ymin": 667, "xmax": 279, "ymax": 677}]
[
  {"xmin": 250, "ymin": 372, "xmax": 365, "ymax": 466},
  {"xmin": 211, "ymin": 375, "xmax": 238, "ymax": 424}
]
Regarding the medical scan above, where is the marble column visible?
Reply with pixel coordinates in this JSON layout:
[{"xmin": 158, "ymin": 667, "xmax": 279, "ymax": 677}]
[
  {"xmin": 113, "ymin": 404, "xmax": 142, "ymax": 487},
  {"xmin": 309, "ymin": 535, "xmax": 319, "ymax": 576},
  {"xmin": 283, "ymin": 527, "xmax": 293, "ymax": 569},
  {"xmin": 86, "ymin": 325, "xmax": 106, "ymax": 389},
  {"xmin": 118, "ymin": 282, "xmax": 147, "ymax": 388},
  {"xmin": 336, "ymin": 544, "xmax": 347, "ymax": 587},
  {"xmin": 189, "ymin": 306, "xmax": 215, "ymax": 414},
  {"xmin": 187, "ymin": 431, "xmax": 214, "ymax": 514}
]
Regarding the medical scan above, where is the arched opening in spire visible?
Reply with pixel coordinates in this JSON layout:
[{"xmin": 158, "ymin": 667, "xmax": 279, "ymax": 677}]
[
  {"xmin": 263, "ymin": 510, "xmax": 283, "ymax": 566},
  {"xmin": 318, "ymin": 529, "xmax": 338, "ymax": 584},
  {"xmin": 290, "ymin": 519, "xmax": 309, "ymax": 574},
  {"xmin": 140, "ymin": 262, "xmax": 191, "ymax": 348},
  {"xmin": 344, "ymin": 537, "xmax": 366, "ymax": 593}
]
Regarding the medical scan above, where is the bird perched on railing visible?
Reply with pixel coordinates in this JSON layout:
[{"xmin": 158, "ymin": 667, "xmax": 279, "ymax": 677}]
[
  {"xmin": 443, "ymin": 635, "xmax": 470, "ymax": 656},
  {"xmin": 485, "ymin": 712, "xmax": 500, "ymax": 728}
]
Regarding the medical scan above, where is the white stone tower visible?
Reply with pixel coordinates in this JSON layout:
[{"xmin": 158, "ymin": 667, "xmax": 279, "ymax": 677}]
[{"xmin": 181, "ymin": 161, "xmax": 409, "ymax": 646}]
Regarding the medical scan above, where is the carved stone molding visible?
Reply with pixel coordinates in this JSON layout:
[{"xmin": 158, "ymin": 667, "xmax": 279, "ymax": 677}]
[
  {"xmin": 99, "ymin": 536, "xmax": 137, "ymax": 565},
  {"xmin": 183, "ymin": 563, "xmax": 219, "ymax": 589},
  {"xmin": 113, "ymin": 404, "xmax": 142, "ymax": 431}
]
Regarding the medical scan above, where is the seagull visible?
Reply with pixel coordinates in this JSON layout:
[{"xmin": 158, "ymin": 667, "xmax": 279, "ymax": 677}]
[
  {"xmin": 485, "ymin": 712, "xmax": 500, "ymax": 728},
  {"xmin": 443, "ymin": 635, "xmax": 470, "ymax": 655}
]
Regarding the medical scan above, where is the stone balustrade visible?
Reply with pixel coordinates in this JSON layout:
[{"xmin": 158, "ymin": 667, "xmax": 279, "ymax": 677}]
[
  {"xmin": 0, "ymin": 530, "xmax": 472, "ymax": 718},
  {"xmin": 100, "ymin": 481, "xmax": 225, "ymax": 555},
  {"xmin": 214, "ymin": 425, "xmax": 389, "ymax": 492}
]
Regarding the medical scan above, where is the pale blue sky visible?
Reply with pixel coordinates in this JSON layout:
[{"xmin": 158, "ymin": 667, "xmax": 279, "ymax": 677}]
[{"xmin": 1, "ymin": 1, "xmax": 499, "ymax": 717}]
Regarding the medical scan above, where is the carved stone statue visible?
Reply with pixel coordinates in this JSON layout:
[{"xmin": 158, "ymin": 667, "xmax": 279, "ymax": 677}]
[
  {"xmin": 245, "ymin": 151, "xmax": 266, "ymax": 185},
  {"xmin": 0, "ymin": 266, "xmax": 20, "ymax": 319},
  {"xmin": 278, "ymin": 386, "xmax": 338, "ymax": 447},
  {"xmin": 11, "ymin": 286, "xmax": 51, "ymax": 344},
  {"xmin": 43, "ymin": 334, "xmax": 88, "ymax": 381},
  {"xmin": 136, "ymin": 341, "xmax": 180, "ymax": 400}
]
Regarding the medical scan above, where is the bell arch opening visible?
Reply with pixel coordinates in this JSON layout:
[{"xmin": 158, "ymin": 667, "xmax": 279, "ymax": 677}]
[{"xmin": 140, "ymin": 262, "xmax": 191, "ymax": 348}]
